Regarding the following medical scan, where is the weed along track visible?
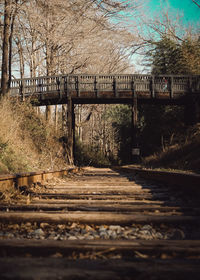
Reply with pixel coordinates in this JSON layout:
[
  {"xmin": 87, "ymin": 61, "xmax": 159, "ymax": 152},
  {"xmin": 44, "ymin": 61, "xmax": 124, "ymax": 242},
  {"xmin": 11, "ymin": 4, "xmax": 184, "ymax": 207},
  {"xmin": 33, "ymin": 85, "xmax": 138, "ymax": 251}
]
[{"xmin": 0, "ymin": 167, "xmax": 200, "ymax": 279}]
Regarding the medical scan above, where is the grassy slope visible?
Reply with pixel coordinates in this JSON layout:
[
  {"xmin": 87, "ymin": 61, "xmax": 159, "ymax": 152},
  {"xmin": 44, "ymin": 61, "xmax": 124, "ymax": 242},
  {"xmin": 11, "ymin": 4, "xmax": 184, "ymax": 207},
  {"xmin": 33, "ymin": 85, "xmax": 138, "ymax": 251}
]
[
  {"xmin": 142, "ymin": 124, "xmax": 200, "ymax": 174},
  {"xmin": 0, "ymin": 98, "xmax": 68, "ymax": 174}
]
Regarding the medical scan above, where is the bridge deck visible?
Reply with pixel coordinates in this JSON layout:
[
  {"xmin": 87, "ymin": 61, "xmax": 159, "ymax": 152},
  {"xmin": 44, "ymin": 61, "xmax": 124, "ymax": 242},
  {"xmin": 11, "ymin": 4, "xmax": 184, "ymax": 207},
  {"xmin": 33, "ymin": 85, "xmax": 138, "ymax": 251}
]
[{"xmin": 9, "ymin": 74, "xmax": 200, "ymax": 105}]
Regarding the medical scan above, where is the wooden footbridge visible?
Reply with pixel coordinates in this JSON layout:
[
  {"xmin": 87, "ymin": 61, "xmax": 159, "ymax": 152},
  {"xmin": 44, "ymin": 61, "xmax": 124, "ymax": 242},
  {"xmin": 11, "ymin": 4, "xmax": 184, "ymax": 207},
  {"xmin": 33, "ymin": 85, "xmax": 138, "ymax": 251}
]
[
  {"xmin": 9, "ymin": 74, "xmax": 200, "ymax": 105},
  {"xmin": 8, "ymin": 74, "xmax": 200, "ymax": 161}
]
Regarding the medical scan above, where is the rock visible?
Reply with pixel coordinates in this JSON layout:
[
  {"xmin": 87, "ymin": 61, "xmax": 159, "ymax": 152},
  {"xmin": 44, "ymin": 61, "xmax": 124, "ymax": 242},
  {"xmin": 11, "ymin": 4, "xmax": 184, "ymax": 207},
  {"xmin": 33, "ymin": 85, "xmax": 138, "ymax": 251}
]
[
  {"xmin": 12, "ymin": 224, "xmax": 20, "ymax": 230},
  {"xmin": 81, "ymin": 229, "xmax": 87, "ymax": 235},
  {"xmin": 68, "ymin": 236, "xmax": 77, "ymax": 240},
  {"xmin": 53, "ymin": 235, "xmax": 60, "ymax": 240},
  {"xmin": 155, "ymin": 232, "xmax": 163, "ymax": 239},
  {"xmin": 27, "ymin": 234, "xmax": 32, "ymax": 239},
  {"xmin": 39, "ymin": 236, "xmax": 45, "ymax": 240},
  {"xmin": 85, "ymin": 225, "xmax": 94, "ymax": 232},
  {"xmin": 123, "ymin": 233, "xmax": 129, "ymax": 239},
  {"xmin": 92, "ymin": 233, "xmax": 100, "ymax": 239},
  {"xmin": 51, "ymin": 252, "xmax": 63, "ymax": 258},
  {"xmin": 169, "ymin": 229, "xmax": 185, "ymax": 240},
  {"xmin": 107, "ymin": 230, "xmax": 117, "ymax": 239},
  {"xmin": 69, "ymin": 229, "xmax": 80, "ymax": 236},
  {"xmin": 57, "ymin": 224, "xmax": 66, "ymax": 230},
  {"xmin": 33, "ymin": 228, "xmax": 45, "ymax": 236},
  {"xmin": 137, "ymin": 229, "xmax": 154, "ymax": 240},
  {"xmin": 77, "ymin": 235, "xmax": 85, "ymax": 240},
  {"xmin": 99, "ymin": 225, "xmax": 107, "ymax": 232},
  {"xmin": 25, "ymin": 222, "xmax": 32, "ymax": 227},
  {"xmin": 139, "ymin": 229, "xmax": 152, "ymax": 236},
  {"xmin": 141, "ymin": 225, "xmax": 152, "ymax": 231},
  {"xmin": 4, "ymin": 232, "xmax": 15, "ymax": 238},
  {"xmin": 85, "ymin": 235, "xmax": 94, "ymax": 240},
  {"xmin": 124, "ymin": 229, "xmax": 134, "ymax": 235},
  {"xmin": 138, "ymin": 233, "xmax": 153, "ymax": 240},
  {"xmin": 48, "ymin": 233, "xmax": 56, "ymax": 240},
  {"xmin": 40, "ymin": 223, "xmax": 49, "ymax": 229},
  {"xmin": 129, "ymin": 235, "xmax": 137, "ymax": 240},
  {"xmin": 99, "ymin": 231, "xmax": 108, "ymax": 239},
  {"xmin": 70, "ymin": 222, "xmax": 78, "ymax": 229},
  {"xmin": 109, "ymin": 225, "xmax": 122, "ymax": 234}
]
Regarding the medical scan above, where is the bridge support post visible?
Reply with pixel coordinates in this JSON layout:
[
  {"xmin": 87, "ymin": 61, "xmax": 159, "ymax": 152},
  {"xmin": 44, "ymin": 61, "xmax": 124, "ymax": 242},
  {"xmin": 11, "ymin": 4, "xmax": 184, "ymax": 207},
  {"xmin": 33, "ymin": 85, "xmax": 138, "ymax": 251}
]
[
  {"xmin": 67, "ymin": 97, "xmax": 75, "ymax": 165},
  {"xmin": 184, "ymin": 97, "xmax": 200, "ymax": 125},
  {"xmin": 131, "ymin": 94, "xmax": 140, "ymax": 162}
]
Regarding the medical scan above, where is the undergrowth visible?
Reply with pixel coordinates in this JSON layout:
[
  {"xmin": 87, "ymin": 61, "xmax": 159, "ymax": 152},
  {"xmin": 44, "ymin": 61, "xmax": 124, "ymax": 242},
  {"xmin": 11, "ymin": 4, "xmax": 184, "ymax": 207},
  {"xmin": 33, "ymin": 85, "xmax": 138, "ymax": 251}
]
[
  {"xmin": 0, "ymin": 183, "xmax": 22, "ymax": 204},
  {"xmin": 142, "ymin": 124, "xmax": 200, "ymax": 174},
  {"xmin": 75, "ymin": 137, "xmax": 111, "ymax": 167}
]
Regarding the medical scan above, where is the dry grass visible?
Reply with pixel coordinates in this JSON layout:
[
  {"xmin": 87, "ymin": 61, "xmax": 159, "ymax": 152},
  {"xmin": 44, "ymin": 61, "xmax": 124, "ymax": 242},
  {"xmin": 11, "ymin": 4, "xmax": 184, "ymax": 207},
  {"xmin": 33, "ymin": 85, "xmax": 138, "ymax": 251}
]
[
  {"xmin": 142, "ymin": 124, "xmax": 200, "ymax": 174},
  {"xmin": 0, "ymin": 97, "xmax": 68, "ymax": 174},
  {"xmin": 0, "ymin": 183, "xmax": 22, "ymax": 204},
  {"xmin": 0, "ymin": 97, "xmax": 69, "ymax": 202},
  {"xmin": 0, "ymin": 98, "xmax": 38, "ymax": 173}
]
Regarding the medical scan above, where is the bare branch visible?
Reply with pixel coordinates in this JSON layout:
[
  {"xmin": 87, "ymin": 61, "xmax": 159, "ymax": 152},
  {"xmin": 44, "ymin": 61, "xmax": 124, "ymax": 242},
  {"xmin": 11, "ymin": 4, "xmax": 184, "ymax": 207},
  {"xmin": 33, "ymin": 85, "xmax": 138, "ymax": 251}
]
[{"xmin": 192, "ymin": 0, "xmax": 200, "ymax": 8}]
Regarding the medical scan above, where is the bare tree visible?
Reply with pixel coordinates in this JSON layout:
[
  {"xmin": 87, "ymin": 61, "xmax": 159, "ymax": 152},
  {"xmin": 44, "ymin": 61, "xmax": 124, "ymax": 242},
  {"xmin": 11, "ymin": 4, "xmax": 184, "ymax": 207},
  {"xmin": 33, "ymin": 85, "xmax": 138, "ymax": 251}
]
[
  {"xmin": 1, "ymin": 0, "xmax": 11, "ymax": 95},
  {"xmin": 192, "ymin": 0, "xmax": 200, "ymax": 8}
]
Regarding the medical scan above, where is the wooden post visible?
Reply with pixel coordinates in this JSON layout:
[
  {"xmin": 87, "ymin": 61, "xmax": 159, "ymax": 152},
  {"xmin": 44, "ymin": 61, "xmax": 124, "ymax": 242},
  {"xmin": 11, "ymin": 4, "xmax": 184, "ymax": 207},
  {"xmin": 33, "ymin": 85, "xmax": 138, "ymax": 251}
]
[
  {"xmin": 77, "ymin": 104, "xmax": 83, "ymax": 142},
  {"xmin": 113, "ymin": 77, "xmax": 117, "ymax": 97},
  {"xmin": 94, "ymin": 76, "xmax": 99, "ymax": 98},
  {"xmin": 76, "ymin": 76, "xmax": 80, "ymax": 97},
  {"xmin": 132, "ymin": 84, "xmax": 140, "ymax": 162},
  {"xmin": 151, "ymin": 75, "xmax": 155, "ymax": 98},
  {"xmin": 67, "ymin": 97, "xmax": 75, "ymax": 164}
]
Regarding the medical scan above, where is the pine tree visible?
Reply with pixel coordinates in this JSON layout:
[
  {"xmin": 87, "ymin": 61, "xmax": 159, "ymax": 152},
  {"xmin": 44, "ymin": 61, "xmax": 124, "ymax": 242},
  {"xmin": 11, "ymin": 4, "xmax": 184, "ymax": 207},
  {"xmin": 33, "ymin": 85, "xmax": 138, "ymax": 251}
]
[{"xmin": 150, "ymin": 37, "xmax": 185, "ymax": 75}]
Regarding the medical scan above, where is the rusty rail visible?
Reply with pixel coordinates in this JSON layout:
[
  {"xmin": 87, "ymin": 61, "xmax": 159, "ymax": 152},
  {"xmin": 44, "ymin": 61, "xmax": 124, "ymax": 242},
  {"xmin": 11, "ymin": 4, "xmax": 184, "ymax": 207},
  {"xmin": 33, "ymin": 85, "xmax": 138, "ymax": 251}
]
[
  {"xmin": 0, "ymin": 168, "xmax": 78, "ymax": 190},
  {"xmin": 117, "ymin": 166, "xmax": 200, "ymax": 196},
  {"xmin": 1, "ymin": 166, "xmax": 200, "ymax": 197},
  {"xmin": 1, "ymin": 167, "xmax": 200, "ymax": 279}
]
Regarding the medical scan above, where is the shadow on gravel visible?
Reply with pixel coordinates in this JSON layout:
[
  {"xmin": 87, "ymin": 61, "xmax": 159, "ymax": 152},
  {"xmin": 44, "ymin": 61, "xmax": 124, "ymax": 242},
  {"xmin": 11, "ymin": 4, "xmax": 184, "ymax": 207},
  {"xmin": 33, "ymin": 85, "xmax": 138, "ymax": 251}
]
[{"xmin": 111, "ymin": 166, "xmax": 200, "ymax": 241}]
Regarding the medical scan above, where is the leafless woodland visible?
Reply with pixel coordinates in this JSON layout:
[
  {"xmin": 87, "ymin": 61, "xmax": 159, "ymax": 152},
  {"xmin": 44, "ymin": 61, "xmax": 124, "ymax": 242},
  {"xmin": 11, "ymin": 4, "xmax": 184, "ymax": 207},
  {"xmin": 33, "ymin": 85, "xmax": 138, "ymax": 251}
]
[{"xmin": 0, "ymin": 0, "xmax": 199, "ymax": 163}]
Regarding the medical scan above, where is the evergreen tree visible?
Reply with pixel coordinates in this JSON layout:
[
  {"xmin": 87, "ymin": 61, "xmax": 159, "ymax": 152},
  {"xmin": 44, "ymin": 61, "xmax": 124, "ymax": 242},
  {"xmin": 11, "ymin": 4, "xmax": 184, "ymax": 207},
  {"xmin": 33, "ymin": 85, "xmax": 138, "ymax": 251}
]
[
  {"xmin": 149, "ymin": 37, "xmax": 185, "ymax": 75},
  {"xmin": 139, "ymin": 36, "xmax": 188, "ymax": 156},
  {"xmin": 181, "ymin": 38, "xmax": 200, "ymax": 74}
]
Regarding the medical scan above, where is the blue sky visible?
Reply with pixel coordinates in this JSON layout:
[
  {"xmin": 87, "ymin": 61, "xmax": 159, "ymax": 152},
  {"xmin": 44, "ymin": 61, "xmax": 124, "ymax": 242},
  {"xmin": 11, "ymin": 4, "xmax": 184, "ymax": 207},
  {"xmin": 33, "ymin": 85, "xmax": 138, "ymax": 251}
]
[
  {"xmin": 146, "ymin": 0, "xmax": 200, "ymax": 25},
  {"xmin": 131, "ymin": 0, "xmax": 200, "ymax": 72}
]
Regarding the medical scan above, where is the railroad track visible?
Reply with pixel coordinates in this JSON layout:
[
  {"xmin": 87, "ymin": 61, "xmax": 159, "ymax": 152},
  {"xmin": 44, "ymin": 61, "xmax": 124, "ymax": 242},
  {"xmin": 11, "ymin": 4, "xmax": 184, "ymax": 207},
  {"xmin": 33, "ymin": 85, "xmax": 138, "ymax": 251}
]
[{"xmin": 0, "ymin": 167, "xmax": 200, "ymax": 279}]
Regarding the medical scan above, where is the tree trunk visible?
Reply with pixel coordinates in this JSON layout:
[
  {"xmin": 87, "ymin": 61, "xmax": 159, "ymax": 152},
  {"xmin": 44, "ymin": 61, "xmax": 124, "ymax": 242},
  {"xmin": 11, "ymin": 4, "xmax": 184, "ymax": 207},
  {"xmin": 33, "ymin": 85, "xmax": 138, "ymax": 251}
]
[
  {"xmin": 16, "ymin": 38, "xmax": 25, "ymax": 80},
  {"xmin": 1, "ymin": 0, "xmax": 11, "ymax": 96},
  {"xmin": 62, "ymin": 104, "xmax": 67, "ymax": 133},
  {"xmin": 55, "ymin": 105, "xmax": 58, "ymax": 131},
  {"xmin": 46, "ymin": 106, "xmax": 52, "ymax": 122},
  {"xmin": 9, "ymin": 5, "xmax": 17, "ymax": 87}
]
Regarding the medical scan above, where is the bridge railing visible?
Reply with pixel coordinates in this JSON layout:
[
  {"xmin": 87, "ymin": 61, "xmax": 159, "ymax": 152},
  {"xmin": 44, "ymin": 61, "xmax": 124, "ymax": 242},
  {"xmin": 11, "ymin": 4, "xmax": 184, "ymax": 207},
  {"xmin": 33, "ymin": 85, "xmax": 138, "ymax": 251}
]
[{"xmin": 7, "ymin": 74, "xmax": 200, "ymax": 99}]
